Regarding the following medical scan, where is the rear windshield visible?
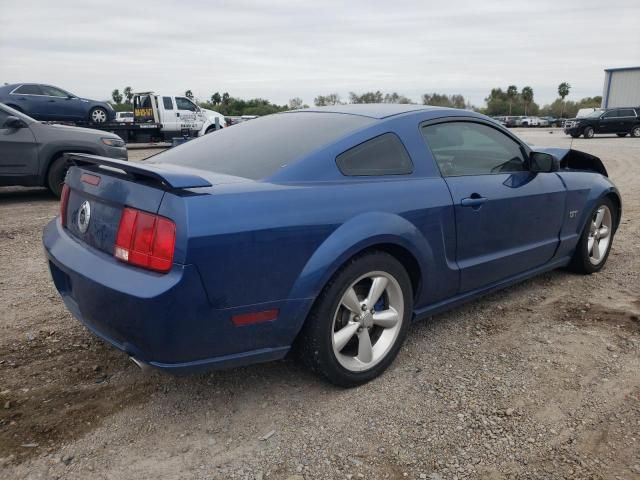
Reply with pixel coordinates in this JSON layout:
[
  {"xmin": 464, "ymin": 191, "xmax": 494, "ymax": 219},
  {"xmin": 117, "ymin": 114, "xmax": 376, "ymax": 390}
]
[{"xmin": 150, "ymin": 112, "xmax": 374, "ymax": 180}]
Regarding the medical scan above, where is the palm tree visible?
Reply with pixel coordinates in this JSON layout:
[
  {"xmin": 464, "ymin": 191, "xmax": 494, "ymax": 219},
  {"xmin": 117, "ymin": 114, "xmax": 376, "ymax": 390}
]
[
  {"xmin": 558, "ymin": 82, "xmax": 571, "ymax": 118},
  {"xmin": 506, "ymin": 85, "xmax": 518, "ymax": 115},
  {"xmin": 521, "ymin": 86, "xmax": 534, "ymax": 116},
  {"xmin": 123, "ymin": 86, "xmax": 133, "ymax": 105}
]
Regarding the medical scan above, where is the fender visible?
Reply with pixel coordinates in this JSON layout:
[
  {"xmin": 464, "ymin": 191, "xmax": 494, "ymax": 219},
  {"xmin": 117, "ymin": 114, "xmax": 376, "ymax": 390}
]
[{"xmin": 288, "ymin": 211, "xmax": 433, "ymax": 310}]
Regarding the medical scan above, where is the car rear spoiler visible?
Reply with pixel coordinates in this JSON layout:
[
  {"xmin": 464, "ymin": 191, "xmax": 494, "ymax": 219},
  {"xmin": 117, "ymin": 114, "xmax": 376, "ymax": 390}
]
[{"xmin": 65, "ymin": 153, "xmax": 212, "ymax": 189}]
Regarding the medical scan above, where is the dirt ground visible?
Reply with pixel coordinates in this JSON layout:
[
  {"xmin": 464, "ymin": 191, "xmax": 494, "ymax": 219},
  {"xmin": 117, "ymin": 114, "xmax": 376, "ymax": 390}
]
[{"xmin": 1, "ymin": 130, "xmax": 638, "ymax": 480}]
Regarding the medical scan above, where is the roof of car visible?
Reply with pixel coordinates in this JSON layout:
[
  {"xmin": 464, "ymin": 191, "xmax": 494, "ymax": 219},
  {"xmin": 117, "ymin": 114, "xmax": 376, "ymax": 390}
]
[{"xmin": 290, "ymin": 104, "xmax": 447, "ymax": 119}]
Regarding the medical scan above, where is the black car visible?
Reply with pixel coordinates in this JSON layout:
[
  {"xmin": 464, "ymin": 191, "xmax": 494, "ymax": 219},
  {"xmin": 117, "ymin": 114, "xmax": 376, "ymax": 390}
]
[{"xmin": 564, "ymin": 107, "xmax": 640, "ymax": 138}]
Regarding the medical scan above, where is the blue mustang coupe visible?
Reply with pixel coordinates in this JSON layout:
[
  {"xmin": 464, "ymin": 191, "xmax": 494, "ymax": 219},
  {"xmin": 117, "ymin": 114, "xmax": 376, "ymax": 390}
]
[
  {"xmin": 43, "ymin": 104, "xmax": 621, "ymax": 386},
  {"xmin": 0, "ymin": 83, "xmax": 115, "ymax": 124}
]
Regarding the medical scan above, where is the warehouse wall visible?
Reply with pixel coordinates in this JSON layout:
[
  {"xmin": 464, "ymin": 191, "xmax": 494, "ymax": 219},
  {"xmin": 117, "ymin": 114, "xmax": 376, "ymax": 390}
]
[{"xmin": 602, "ymin": 68, "xmax": 640, "ymax": 108}]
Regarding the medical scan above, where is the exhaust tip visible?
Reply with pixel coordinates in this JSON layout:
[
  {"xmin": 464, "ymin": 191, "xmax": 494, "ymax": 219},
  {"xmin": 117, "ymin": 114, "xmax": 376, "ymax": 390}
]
[{"xmin": 129, "ymin": 356, "xmax": 150, "ymax": 372}]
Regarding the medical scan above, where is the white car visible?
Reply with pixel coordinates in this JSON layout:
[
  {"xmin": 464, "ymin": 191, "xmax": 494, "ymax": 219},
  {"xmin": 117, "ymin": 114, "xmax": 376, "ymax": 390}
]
[
  {"xmin": 520, "ymin": 116, "xmax": 540, "ymax": 127},
  {"xmin": 114, "ymin": 111, "xmax": 134, "ymax": 123}
]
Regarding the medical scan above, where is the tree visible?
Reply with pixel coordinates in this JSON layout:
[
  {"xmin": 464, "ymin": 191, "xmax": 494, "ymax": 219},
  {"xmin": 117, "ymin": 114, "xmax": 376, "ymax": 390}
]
[
  {"xmin": 521, "ymin": 86, "xmax": 534, "ymax": 115},
  {"xmin": 506, "ymin": 85, "xmax": 518, "ymax": 115},
  {"xmin": 422, "ymin": 93, "xmax": 466, "ymax": 109},
  {"xmin": 210, "ymin": 92, "xmax": 221, "ymax": 105},
  {"xmin": 558, "ymin": 82, "xmax": 571, "ymax": 118},
  {"xmin": 222, "ymin": 92, "xmax": 230, "ymax": 105},
  {"xmin": 288, "ymin": 97, "xmax": 305, "ymax": 110},
  {"xmin": 111, "ymin": 89, "xmax": 123, "ymax": 104},
  {"xmin": 349, "ymin": 91, "xmax": 384, "ymax": 103},
  {"xmin": 314, "ymin": 93, "xmax": 342, "ymax": 106},
  {"xmin": 185, "ymin": 90, "xmax": 194, "ymax": 100},
  {"xmin": 123, "ymin": 86, "xmax": 133, "ymax": 105}
]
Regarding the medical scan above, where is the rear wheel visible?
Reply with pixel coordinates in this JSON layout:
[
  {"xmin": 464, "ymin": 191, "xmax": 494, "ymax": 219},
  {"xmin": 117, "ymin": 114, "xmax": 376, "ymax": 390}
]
[
  {"xmin": 297, "ymin": 251, "xmax": 413, "ymax": 387},
  {"xmin": 583, "ymin": 126, "xmax": 595, "ymax": 139},
  {"xmin": 631, "ymin": 126, "xmax": 640, "ymax": 138},
  {"xmin": 46, "ymin": 155, "xmax": 71, "ymax": 197},
  {"xmin": 89, "ymin": 107, "xmax": 108, "ymax": 124},
  {"xmin": 568, "ymin": 198, "xmax": 616, "ymax": 274}
]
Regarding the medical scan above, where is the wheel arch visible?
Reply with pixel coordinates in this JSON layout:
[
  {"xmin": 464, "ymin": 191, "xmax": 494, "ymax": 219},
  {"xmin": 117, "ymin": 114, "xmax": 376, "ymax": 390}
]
[
  {"xmin": 605, "ymin": 191, "xmax": 622, "ymax": 232},
  {"xmin": 42, "ymin": 148, "xmax": 96, "ymax": 185}
]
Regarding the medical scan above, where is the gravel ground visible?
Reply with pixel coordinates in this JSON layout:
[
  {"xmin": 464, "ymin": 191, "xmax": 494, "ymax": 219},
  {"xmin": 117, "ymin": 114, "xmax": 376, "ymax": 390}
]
[{"xmin": 1, "ymin": 129, "xmax": 639, "ymax": 480}]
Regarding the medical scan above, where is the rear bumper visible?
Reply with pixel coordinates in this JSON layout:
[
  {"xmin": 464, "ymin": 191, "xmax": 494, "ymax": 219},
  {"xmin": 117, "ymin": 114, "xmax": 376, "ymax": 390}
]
[{"xmin": 43, "ymin": 219, "xmax": 308, "ymax": 372}]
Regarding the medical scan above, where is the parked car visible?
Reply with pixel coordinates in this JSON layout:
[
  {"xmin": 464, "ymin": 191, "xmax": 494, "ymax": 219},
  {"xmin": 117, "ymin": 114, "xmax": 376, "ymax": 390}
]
[
  {"xmin": 44, "ymin": 104, "xmax": 621, "ymax": 387},
  {"xmin": 564, "ymin": 107, "xmax": 640, "ymax": 138},
  {"xmin": 114, "ymin": 111, "xmax": 134, "ymax": 123},
  {"xmin": 576, "ymin": 108, "xmax": 603, "ymax": 118},
  {"xmin": 0, "ymin": 83, "xmax": 115, "ymax": 124},
  {"xmin": 520, "ymin": 116, "xmax": 540, "ymax": 127},
  {"xmin": 0, "ymin": 103, "xmax": 127, "ymax": 196}
]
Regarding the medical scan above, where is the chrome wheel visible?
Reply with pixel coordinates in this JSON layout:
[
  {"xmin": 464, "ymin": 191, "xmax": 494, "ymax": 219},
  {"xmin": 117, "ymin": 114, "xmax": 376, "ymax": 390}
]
[
  {"xmin": 587, "ymin": 205, "xmax": 612, "ymax": 265},
  {"xmin": 331, "ymin": 271, "xmax": 404, "ymax": 372},
  {"xmin": 91, "ymin": 108, "xmax": 107, "ymax": 123},
  {"xmin": 632, "ymin": 126, "xmax": 640, "ymax": 138}
]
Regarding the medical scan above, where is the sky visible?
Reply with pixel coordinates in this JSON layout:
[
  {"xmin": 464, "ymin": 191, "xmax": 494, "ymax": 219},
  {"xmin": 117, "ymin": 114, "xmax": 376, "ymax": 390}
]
[{"xmin": 1, "ymin": 0, "xmax": 639, "ymax": 108}]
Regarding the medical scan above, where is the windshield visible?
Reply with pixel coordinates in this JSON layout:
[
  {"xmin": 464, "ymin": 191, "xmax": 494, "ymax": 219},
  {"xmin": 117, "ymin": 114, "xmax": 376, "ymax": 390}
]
[{"xmin": 150, "ymin": 112, "xmax": 374, "ymax": 180}]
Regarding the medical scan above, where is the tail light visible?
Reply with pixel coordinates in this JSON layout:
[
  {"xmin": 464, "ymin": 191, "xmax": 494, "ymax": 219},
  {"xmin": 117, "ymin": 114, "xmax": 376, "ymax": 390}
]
[
  {"xmin": 114, "ymin": 207, "xmax": 176, "ymax": 273},
  {"xmin": 60, "ymin": 184, "xmax": 70, "ymax": 227}
]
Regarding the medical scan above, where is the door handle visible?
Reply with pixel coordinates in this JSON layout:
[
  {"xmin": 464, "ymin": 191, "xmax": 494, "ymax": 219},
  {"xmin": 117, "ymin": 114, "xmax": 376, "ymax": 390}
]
[{"xmin": 461, "ymin": 195, "xmax": 488, "ymax": 208}]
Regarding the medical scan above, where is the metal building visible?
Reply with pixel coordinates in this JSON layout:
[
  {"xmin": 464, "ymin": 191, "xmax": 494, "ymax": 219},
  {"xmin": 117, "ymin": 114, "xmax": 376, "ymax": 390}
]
[{"xmin": 602, "ymin": 66, "xmax": 640, "ymax": 108}]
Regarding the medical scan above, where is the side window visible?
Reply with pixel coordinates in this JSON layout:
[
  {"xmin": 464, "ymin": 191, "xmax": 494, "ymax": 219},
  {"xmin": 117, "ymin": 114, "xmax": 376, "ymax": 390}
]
[
  {"xmin": 41, "ymin": 86, "xmax": 69, "ymax": 97},
  {"xmin": 13, "ymin": 84, "xmax": 43, "ymax": 95},
  {"xmin": 618, "ymin": 108, "xmax": 635, "ymax": 117},
  {"xmin": 422, "ymin": 122, "xmax": 527, "ymax": 176},
  {"xmin": 175, "ymin": 97, "xmax": 197, "ymax": 111},
  {"xmin": 602, "ymin": 110, "xmax": 619, "ymax": 118},
  {"xmin": 162, "ymin": 97, "xmax": 174, "ymax": 110},
  {"xmin": 336, "ymin": 133, "xmax": 413, "ymax": 176}
]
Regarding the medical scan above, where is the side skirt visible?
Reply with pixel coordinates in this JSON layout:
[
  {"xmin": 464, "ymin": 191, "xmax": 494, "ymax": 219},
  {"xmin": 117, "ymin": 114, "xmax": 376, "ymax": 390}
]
[{"xmin": 413, "ymin": 256, "xmax": 571, "ymax": 321}]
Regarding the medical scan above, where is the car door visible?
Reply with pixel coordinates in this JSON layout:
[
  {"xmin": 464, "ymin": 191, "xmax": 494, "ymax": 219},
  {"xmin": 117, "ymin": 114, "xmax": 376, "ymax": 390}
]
[
  {"xmin": 597, "ymin": 110, "xmax": 619, "ymax": 133},
  {"xmin": 0, "ymin": 108, "xmax": 39, "ymax": 177},
  {"xmin": 9, "ymin": 84, "xmax": 47, "ymax": 119},
  {"xmin": 39, "ymin": 85, "xmax": 86, "ymax": 120},
  {"xmin": 421, "ymin": 120, "xmax": 566, "ymax": 293},
  {"xmin": 159, "ymin": 96, "xmax": 178, "ymax": 132},
  {"xmin": 617, "ymin": 108, "xmax": 637, "ymax": 133},
  {"xmin": 174, "ymin": 97, "xmax": 202, "ymax": 133}
]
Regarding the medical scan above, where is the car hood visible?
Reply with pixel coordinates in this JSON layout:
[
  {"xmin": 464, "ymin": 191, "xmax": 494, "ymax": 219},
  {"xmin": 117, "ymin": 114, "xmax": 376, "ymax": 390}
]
[{"xmin": 47, "ymin": 123, "xmax": 118, "ymax": 139}]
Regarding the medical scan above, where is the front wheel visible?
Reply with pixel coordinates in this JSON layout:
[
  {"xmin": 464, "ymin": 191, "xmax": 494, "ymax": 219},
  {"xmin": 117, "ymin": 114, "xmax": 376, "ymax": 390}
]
[
  {"xmin": 583, "ymin": 126, "xmax": 595, "ymax": 139},
  {"xmin": 568, "ymin": 198, "xmax": 616, "ymax": 274},
  {"xmin": 46, "ymin": 155, "xmax": 71, "ymax": 197},
  {"xmin": 631, "ymin": 126, "xmax": 640, "ymax": 138},
  {"xmin": 89, "ymin": 107, "xmax": 108, "ymax": 124},
  {"xmin": 297, "ymin": 251, "xmax": 413, "ymax": 387}
]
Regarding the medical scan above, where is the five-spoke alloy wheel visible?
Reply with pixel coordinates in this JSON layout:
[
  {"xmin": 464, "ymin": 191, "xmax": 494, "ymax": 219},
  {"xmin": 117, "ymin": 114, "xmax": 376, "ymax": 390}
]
[
  {"xmin": 569, "ymin": 198, "xmax": 616, "ymax": 274},
  {"xmin": 298, "ymin": 251, "xmax": 412, "ymax": 387}
]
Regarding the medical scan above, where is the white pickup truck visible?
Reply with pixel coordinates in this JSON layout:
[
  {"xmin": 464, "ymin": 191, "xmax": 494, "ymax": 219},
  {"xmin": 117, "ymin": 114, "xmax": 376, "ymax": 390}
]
[{"xmin": 93, "ymin": 92, "xmax": 227, "ymax": 143}]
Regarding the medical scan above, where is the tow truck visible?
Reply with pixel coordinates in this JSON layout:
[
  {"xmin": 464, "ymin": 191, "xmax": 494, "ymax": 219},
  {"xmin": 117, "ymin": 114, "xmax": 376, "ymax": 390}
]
[{"xmin": 82, "ymin": 92, "xmax": 226, "ymax": 143}]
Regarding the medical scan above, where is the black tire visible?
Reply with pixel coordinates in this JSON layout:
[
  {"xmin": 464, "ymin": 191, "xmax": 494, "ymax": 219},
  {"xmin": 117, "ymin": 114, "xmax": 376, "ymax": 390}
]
[
  {"xmin": 89, "ymin": 107, "xmax": 108, "ymax": 124},
  {"xmin": 296, "ymin": 251, "xmax": 413, "ymax": 387},
  {"xmin": 570, "ymin": 133, "xmax": 580, "ymax": 138},
  {"xmin": 205, "ymin": 125, "xmax": 222, "ymax": 134},
  {"xmin": 583, "ymin": 126, "xmax": 595, "ymax": 139},
  {"xmin": 631, "ymin": 125, "xmax": 640, "ymax": 138},
  {"xmin": 616, "ymin": 133, "xmax": 627, "ymax": 137},
  {"xmin": 567, "ymin": 197, "xmax": 616, "ymax": 274},
  {"xmin": 46, "ymin": 155, "xmax": 71, "ymax": 197}
]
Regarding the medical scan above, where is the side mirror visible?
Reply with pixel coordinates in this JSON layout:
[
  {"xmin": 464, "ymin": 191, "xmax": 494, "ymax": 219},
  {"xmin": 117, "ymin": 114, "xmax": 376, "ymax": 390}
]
[
  {"xmin": 2, "ymin": 116, "xmax": 27, "ymax": 129},
  {"xmin": 530, "ymin": 152, "xmax": 559, "ymax": 173}
]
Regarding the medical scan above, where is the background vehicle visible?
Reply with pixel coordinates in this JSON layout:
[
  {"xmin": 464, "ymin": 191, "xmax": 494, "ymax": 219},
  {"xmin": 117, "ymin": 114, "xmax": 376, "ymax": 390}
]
[
  {"xmin": 576, "ymin": 107, "xmax": 603, "ymax": 118},
  {"xmin": 564, "ymin": 107, "xmax": 640, "ymax": 138},
  {"xmin": 44, "ymin": 105, "xmax": 621, "ymax": 387},
  {"xmin": 0, "ymin": 83, "xmax": 115, "ymax": 124},
  {"xmin": 88, "ymin": 92, "xmax": 226, "ymax": 143},
  {"xmin": 114, "ymin": 111, "xmax": 134, "ymax": 123},
  {"xmin": 520, "ymin": 116, "xmax": 540, "ymax": 127},
  {"xmin": 0, "ymin": 103, "xmax": 126, "ymax": 196}
]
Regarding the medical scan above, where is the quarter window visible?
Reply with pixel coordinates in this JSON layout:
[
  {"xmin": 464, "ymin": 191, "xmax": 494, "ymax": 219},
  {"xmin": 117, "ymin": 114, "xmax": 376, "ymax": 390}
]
[
  {"xmin": 175, "ymin": 97, "xmax": 197, "ymax": 111},
  {"xmin": 618, "ymin": 108, "xmax": 636, "ymax": 117},
  {"xmin": 13, "ymin": 84, "xmax": 43, "ymax": 95},
  {"xmin": 422, "ymin": 122, "xmax": 527, "ymax": 176},
  {"xmin": 336, "ymin": 133, "xmax": 413, "ymax": 176},
  {"xmin": 162, "ymin": 97, "xmax": 174, "ymax": 110}
]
